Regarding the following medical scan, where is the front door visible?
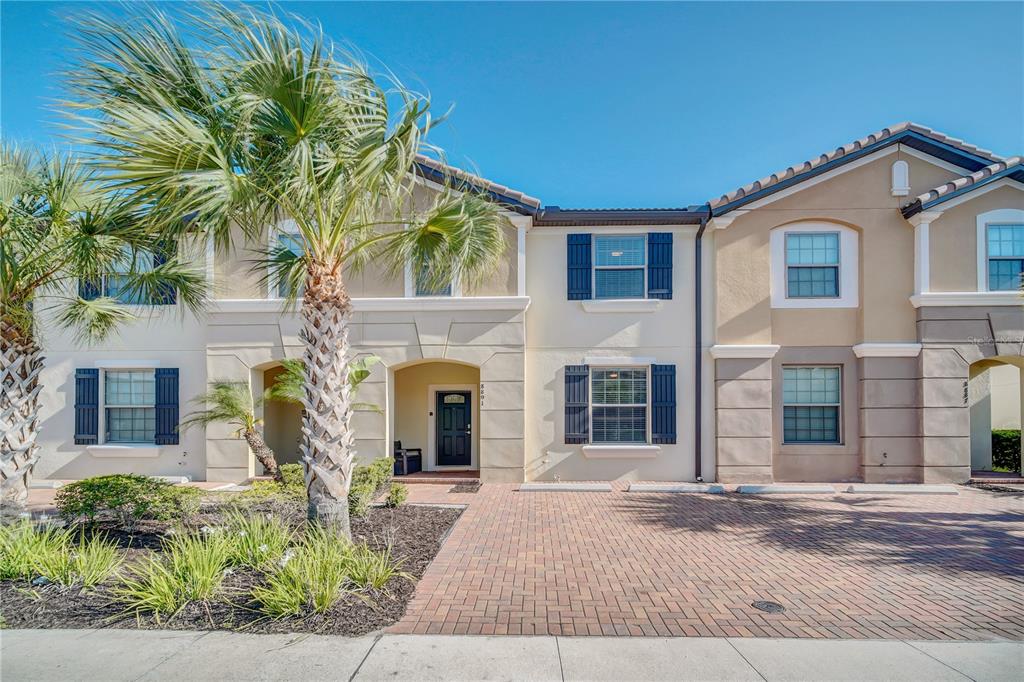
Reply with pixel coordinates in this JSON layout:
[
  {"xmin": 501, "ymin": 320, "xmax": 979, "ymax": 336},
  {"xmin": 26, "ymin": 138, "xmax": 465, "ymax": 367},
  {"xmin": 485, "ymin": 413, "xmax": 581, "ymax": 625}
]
[{"xmin": 436, "ymin": 391, "xmax": 472, "ymax": 466}]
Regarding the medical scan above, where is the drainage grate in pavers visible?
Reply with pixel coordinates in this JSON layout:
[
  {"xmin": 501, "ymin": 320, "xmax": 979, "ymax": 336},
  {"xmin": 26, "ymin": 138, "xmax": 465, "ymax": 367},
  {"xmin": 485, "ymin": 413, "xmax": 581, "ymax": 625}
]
[{"xmin": 752, "ymin": 600, "xmax": 785, "ymax": 614}]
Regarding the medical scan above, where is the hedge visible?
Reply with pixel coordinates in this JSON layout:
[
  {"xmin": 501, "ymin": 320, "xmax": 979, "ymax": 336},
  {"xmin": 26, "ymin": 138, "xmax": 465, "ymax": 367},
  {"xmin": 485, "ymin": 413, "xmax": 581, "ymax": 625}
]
[{"xmin": 992, "ymin": 430, "xmax": 1022, "ymax": 473}]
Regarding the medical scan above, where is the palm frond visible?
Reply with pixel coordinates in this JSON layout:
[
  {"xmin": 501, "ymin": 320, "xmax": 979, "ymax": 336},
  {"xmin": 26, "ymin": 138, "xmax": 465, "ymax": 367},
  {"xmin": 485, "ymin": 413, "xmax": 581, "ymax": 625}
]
[
  {"xmin": 55, "ymin": 296, "xmax": 136, "ymax": 343},
  {"xmin": 181, "ymin": 381, "xmax": 258, "ymax": 432}
]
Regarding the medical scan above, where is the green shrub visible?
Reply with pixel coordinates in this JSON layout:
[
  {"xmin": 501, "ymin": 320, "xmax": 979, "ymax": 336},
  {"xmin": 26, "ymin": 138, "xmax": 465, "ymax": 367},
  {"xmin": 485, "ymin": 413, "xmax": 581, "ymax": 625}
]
[
  {"xmin": 115, "ymin": 531, "xmax": 233, "ymax": 618},
  {"xmin": 345, "ymin": 542, "xmax": 408, "ymax": 591},
  {"xmin": 278, "ymin": 463, "xmax": 304, "ymax": 488},
  {"xmin": 236, "ymin": 463, "xmax": 305, "ymax": 505},
  {"xmin": 32, "ymin": 533, "xmax": 124, "ymax": 588},
  {"xmin": 224, "ymin": 510, "xmax": 294, "ymax": 568},
  {"xmin": 348, "ymin": 457, "xmax": 394, "ymax": 517},
  {"xmin": 384, "ymin": 483, "xmax": 408, "ymax": 508},
  {"xmin": 55, "ymin": 475, "xmax": 201, "ymax": 528},
  {"xmin": 0, "ymin": 522, "xmax": 72, "ymax": 580},
  {"xmin": 992, "ymin": 430, "xmax": 1022, "ymax": 472},
  {"xmin": 348, "ymin": 482, "xmax": 375, "ymax": 518},
  {"xmin": 252, "ymin": 527, "xmax": 353, "ymax": 617}
]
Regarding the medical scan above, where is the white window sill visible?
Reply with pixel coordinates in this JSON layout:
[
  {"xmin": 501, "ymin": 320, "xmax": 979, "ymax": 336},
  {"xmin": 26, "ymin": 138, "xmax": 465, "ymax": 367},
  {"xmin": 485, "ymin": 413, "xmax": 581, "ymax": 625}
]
[
  {"xmin": 582, "ymin": 444, "xmax": 661, "ymax": 459},
  {"xmin": 87, "ymin": 444, "xmax": 162, "ymax": 458},
  {"xmin": 580, "ymin": 299, "xmax": 662, "ymax": 313},
  {"xmin": 770, "ymin": 297, "xmax": 858, "ymax": 309},
  {"xmin": 910, "ymin": 291, "xmax": 1024, "ymax": 307}
]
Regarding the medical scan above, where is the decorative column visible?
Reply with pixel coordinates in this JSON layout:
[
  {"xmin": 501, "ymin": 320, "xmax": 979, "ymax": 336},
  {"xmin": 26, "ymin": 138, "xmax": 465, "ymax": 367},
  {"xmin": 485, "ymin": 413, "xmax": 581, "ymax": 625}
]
[{"xmin": 710, "ymin": 344, "xmax": 779, "ymax": 483}]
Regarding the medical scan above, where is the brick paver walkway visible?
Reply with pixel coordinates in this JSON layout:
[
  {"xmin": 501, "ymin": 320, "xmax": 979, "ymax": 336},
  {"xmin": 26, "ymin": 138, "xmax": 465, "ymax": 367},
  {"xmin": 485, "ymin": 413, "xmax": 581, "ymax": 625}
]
[{"xmin": 390, "ymin": 484, "xmax": 1024, "ymax": 640}]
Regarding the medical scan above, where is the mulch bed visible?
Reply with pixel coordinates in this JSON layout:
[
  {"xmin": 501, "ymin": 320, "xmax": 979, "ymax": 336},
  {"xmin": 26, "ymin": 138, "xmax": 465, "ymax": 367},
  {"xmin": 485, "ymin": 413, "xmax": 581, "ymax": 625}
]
[
  {"xmin": 449, "ymin": 482, "xmax": 481, "ymax": 494},
  {"xmin": 0, "ymin": 503, "xmax": 461, "ymax": 636}
]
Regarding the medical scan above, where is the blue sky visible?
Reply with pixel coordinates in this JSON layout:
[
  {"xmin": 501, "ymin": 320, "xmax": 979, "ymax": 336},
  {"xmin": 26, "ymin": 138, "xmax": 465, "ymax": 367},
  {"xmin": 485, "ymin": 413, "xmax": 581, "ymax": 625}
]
[{"xmin": 2, "ymin": 1, "xmax": 1021, "ymax": 207}]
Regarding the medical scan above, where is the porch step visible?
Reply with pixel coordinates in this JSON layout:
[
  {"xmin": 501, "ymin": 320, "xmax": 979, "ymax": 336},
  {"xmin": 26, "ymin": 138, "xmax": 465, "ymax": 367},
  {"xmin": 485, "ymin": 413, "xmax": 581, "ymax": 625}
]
[{"xmin": 970, "ymin": 476, "xmax": 1024, "ymax": 485}]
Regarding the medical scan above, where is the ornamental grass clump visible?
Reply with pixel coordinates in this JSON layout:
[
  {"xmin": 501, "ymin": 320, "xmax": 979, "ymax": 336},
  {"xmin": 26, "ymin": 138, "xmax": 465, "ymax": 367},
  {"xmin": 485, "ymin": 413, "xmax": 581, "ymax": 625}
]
[
  {"xmin": 115, "ymin": 530, "xmax": 233, "ymax": 619},
  {"xmin": 0, "ymin": 521, "xmax": 72, "ymax": 580},
  {"xmin": 32, "ymin": 532, "xmax": 123, "ymax": 588},
  {"xmin": 252, "ymin": 527, "xmax": 354, "ymax": 617},
  {"xmin": 346, "ymin": 542, "xmax": 409, "ymax": 591},
  {"xmin": 224, "ymin": 510, "xmax": 294, "ymax": 569}
]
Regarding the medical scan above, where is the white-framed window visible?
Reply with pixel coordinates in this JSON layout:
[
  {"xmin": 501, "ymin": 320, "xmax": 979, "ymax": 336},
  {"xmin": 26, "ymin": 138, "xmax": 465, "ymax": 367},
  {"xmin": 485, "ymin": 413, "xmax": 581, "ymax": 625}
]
[
  {"xmin": 103, "ymin": 370, "xmax": 156, "ymax": 443},
  {"xmin": 770, "ymin": 223, "xmax": 858, "ymax": 308},
  {"xmin": 782, "ymin": 366, "xmax": 841, "ymax": 444},
  {"xmin": 590, "ymin": 367, "xmax": 649, "ymax": 443},
  {"xmin": 403, "ymin": 261, "xmax": 460, "ymax": 297},
  {"xmin": 785, "ymin": 232, "xmax": 840, "ymax": 298},
  {"xmin": 986, "ymin": 224, "xmax": 1024, "ymax": 291},
  {"xmin": 103, "ymin": 247, "xmax": 154, "ymax": 304},
  {"xmin": 594, "ymin": 235, "xmax": 646, "ymax": 299},
  {"xmin": 268, "ymin": 226, "xmax": 306, "ymax": 299}
]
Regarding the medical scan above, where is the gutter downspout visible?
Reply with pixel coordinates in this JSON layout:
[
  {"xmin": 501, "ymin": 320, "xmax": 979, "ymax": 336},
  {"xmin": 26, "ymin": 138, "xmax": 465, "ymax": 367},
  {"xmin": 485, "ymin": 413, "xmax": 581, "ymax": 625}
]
[{"xmin": 694, "ymin": 204, "xmax": 712, "ymax": 482}]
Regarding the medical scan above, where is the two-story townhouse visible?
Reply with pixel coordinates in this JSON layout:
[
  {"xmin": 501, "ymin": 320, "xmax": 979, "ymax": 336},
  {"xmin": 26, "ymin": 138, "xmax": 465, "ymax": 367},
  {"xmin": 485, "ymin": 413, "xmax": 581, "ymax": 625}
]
[
  {"xmin": 708, "ymin": 123, "xmax": 1023, "ymax": 484},
  {"xmin": 30, "ymin": 123, "xmax": 1021, "ymax": 486}
]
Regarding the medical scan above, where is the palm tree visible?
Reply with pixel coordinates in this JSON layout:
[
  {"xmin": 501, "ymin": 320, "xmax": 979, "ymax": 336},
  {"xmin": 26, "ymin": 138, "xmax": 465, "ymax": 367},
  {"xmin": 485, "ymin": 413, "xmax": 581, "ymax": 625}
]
[
  {"xmin": 268, "ymin": 357, "xmax": 382, "ymax": 413},
  {"xmin": 67, "ymin": 4, "xmax": 509, "ymax": 538},
  {"xmin": 182, "ymin": 382, "xmax": 283, "ymax": 482},
  {"xmin": 0, "ymin": 144, "xmax": 206, "ymax": 510}
]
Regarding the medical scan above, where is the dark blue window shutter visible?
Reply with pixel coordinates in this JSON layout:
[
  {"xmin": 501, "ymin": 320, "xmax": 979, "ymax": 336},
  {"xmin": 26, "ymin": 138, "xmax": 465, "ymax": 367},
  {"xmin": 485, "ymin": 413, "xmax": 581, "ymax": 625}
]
[
  {"xmin": 154, "ymin": 368, "xmax": 179, "ymax": 445},
  {"xmin": 647, "ymin": 232, "xmax": 673, "ymax": 299},
  {"xmin": 74, "ymin": 369, "xmax": 99, "ymax": 445},
  {"xmin": 567, "ymin": 234, "xmax": 592, "ymax": 300},
  {"xmin": 651, "ymin": 364, "xmax": 676, "ymax": 444},
  {"xmin": 564, "ymin": 365, "xmax": 590, "ymax": 444},
  {"xmin": 78, "ymin": 277, "xmax": 101, "ymax": 301},
  {"xmin": 152, "ymin": 242, "xmax": 177, "ymax": 305}
]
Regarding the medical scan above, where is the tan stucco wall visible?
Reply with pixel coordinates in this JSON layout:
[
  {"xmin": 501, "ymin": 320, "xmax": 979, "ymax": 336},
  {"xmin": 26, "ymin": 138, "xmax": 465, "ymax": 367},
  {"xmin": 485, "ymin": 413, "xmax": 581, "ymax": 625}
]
[
  {"xmin": 394, "ymin": 362, "xmax": 480, "ymax": 467},
  {"xmin": 928, "ymin": 185, "xmax": 1024, "ymax": 292},
  {"xmin": 715, "ymin": 150, "xmax": 970, "ymax": 346}
]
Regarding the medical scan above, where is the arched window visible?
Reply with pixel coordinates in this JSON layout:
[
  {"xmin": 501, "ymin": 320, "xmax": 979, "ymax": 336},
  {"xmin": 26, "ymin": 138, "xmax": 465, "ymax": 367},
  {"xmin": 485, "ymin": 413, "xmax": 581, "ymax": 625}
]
[
  {"xmin": 770, "ymin": 222, "xmax": 859, "ymax": 308},
  {"xmin": 891, "ymin": 160, "xmax": 910, "ymax": 196}
]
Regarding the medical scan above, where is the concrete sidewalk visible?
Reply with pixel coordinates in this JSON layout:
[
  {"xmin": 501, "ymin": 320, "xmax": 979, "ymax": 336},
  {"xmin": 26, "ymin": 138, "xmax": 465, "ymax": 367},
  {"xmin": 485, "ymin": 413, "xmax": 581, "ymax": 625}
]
[{"xmin": 1, "ymin": 629, "xmax": 1021, "ymax": 681}]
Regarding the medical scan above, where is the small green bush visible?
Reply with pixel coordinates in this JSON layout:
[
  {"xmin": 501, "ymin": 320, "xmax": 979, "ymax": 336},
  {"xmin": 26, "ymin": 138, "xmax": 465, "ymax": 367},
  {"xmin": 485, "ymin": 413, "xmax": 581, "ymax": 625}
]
[
  {"xmin": 224, "ymin": 510, "xmax": 294, "ymax": 568},
  {"xmin": 348, "ymin": 482, "xmax": 375, "ymax": 518},
  {"xmin": 346, "ymin": 542, "xmax": 408, "ymax": 591},
  {"xmin": 0, "ymin": 522, "xmax": 72, "ymax": 580},
  {"xmin": 348, "ymin": 457, "xmax": 394, "ymax": 517},
  {"xmin": 32, "ymin": 533, "xmax": 124, "ymax": 588},
  {"xmin": 252, "ymin": 527, "xmax": 353, "ymax": 617},
  {"xmin": 115, "ymin": 530, "xmax": 233, "ymax": 619},
  {"xmin": 55, "ymin": 475, "xmax": 201, "ymax": 528},
  {"xmin": 278, "ymin": 463, "xmax": 304, "ymax": 488},
  {"xmin": 384, "ymin": 483, "xmax": 408, "ymax": 508},
  {"xmin": 992, "ymin": 430, "xmax": 1022, "ymax": 472}
]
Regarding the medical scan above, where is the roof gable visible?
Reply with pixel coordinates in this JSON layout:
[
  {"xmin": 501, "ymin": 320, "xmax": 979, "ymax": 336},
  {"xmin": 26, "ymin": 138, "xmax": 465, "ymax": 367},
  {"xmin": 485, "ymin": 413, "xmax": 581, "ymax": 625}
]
[
  {"xmin": 709, "ymin": 123, "xmax": 1006, "ymax": 216},
  {"xmin": 902, "ymin": 157, "xmax": 1024, "ymax": 217}
]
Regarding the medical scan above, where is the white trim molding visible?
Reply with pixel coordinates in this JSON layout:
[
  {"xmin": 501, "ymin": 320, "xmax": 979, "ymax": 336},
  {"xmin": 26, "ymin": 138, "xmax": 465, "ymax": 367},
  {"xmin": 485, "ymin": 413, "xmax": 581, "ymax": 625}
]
[
  {"xmin": 976, "ymin": 208, "xmax": 1024, "ymax": 292},
  {"xmin": 908, "ymin": 211, "xmax": 942, "ymax": 295},
  {"xmin": 770, "ymin": 222, "xmax": 859, "ymax": 309},
  {"xmin": 87, "ymin": 444, "xmax": 161, "ymax": 458},
  {"xmin": 709, "ymin": 344, "xmax": 781, "ymax": 359},
  {"xmin": 93, "ymin": 359, "xmax": 162, "ymax": 369},
  {"xmin": 583, "ymin": 356, "xmax": 656, "ymax": 367},
  {"xmin": 213, "ymin": 296, "xmax": 531, "ymax": 314},
  {"xmin": 582, "ymin": 444, "xmax": 661, "ymax": 459},
  {"xmin": 910, "ymin": 292, "xmax": 1024, "ymax": 308},
  {"xmin": 580, "ymin": 299, "xmax": 662, "ymax": 313},
  {"xmin": 852, "ymin": 343, "xmax": 922, "ymax": 358}
]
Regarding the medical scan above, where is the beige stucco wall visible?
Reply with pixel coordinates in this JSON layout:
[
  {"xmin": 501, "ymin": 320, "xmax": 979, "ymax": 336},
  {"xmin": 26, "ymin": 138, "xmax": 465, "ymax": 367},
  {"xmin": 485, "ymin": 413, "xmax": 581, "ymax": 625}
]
[
  {"xmin": 524, "ymin": 225, "xmax": 702, "ymax": 481},
  {"xmin": 991, "ymin": 363, "xmax": 1022, "ymax": 430},
  {"xmin": 715, "ymin": 149, "xmax": 968, "ymax": 346},
  {"xmin": 928, "ymin": 185, "xmax": 1024, "ymax": 292},
  {"xmin": 393, "ymin": 362, "xmax": 481, "ymax": 468},
  {"xmin": 262, "ymin": 365, "xmax": 303, "ymax": 467}
]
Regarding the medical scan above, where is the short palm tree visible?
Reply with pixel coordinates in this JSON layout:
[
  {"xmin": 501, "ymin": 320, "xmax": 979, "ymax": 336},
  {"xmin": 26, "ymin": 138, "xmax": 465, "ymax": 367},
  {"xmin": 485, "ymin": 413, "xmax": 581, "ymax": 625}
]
[
  {"xmin": 182, "ymin": 383, "xmax": 283, "ymax": 481},
  {"xmin": 67, "ymin": 4, "xmax": 509, "ymax": 537},
  {"xmin": 0, "ymin": 144, "xmax": 206, "ymax": 509}
]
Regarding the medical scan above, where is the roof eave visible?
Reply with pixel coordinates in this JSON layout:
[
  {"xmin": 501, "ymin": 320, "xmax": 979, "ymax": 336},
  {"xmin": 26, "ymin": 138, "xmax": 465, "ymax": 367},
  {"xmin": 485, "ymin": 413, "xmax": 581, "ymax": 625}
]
[{"xmin": 902, "ymin": 166, "xmax": 1024, "ymax": 218}]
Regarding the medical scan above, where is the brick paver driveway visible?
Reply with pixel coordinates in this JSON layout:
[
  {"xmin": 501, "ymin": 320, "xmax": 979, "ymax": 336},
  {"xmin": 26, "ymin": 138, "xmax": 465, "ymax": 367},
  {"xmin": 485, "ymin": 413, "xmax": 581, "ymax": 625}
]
[{"xmin": 390, "ymin": 484, "xmax": 1024, "ymax": 640}]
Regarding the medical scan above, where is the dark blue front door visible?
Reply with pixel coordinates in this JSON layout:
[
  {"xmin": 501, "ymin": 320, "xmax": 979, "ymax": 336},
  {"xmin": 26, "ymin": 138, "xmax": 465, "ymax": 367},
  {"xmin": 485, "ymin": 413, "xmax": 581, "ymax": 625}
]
[{"xmin": 436, "ymin": 391, "xmax": 471, "ymax": 466}]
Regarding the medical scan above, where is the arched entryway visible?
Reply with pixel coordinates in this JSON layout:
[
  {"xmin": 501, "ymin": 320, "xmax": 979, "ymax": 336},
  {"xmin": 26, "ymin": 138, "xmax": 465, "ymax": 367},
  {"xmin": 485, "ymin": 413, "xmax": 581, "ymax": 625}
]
[
  {"xmin": 260, "ymin": 364, "xmax": 303, "ymax": 468},
  {"xmin": 969, "ymin": 356, "xmax": 1023, "ymax": 475},
  {"xmin": 390, "ymin": 360, "xmax": 480, "ymax": 471}
]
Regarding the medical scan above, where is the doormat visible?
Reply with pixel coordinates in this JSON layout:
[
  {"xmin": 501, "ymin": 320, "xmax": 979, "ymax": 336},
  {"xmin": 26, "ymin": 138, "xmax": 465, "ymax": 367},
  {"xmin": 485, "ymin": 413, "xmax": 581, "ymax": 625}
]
[{"xmin": 450, "ymin": 482, "xmax": 481, "ymax": 494}]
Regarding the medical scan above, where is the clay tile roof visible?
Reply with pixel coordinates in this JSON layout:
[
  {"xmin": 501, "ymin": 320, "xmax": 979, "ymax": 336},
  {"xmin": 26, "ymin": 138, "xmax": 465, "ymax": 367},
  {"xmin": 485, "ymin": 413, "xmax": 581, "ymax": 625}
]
[
  {"xmin": 903, "ymin": 157, "xmax": 1023, "ymax": 215},
  {"xmin": 708, "ymin": 122, "xmax": 1006, "ymax": 212},
  {"xmin": 414, "ymin": 154, "xmax": 541, "ymax": 210}
]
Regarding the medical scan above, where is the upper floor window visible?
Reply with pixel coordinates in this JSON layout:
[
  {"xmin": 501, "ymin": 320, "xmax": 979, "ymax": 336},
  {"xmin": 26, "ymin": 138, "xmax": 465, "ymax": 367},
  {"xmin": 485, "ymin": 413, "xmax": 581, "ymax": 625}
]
[
  {"xmin": 415, "ymin": 271, "xmax": 453, "ymax": 297},
  {"xmin": 80, "ymin": 245, "xmax": 175, "ymax": 305},
  {"xmin": 770, "ymin": 223, "xmax": 858, "ymax": 309},
  {"xmin": 987, "ymin": 224, "xmax": 1024, "ymax": 291},
  {"xmin": 594, "ymin": 235, "xmax": 646, "ymax": 299},
  {"xmin": 782, "ymin": 366, "xmax": 841, "ymax": 444},
  {"xmin": 275, "ymin": 231, "xmax": 305, "ymax": 298},
  {"xmin": 591, "ymin": 367, "xmax": 648, "ymax": 443},
  {"xmin": 786, "ymin": 232, "xmax": 840, "ymax": 298}
]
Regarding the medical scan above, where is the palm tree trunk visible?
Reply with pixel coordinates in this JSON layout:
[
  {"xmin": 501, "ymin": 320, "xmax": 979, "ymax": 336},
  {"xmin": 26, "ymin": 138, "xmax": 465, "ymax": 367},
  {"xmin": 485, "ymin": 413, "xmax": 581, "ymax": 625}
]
[
  {"xmin": 298, "ymin": 263, "xmax": 355, "ymax": 539},
  {"xmin": 1, "ymin": 323, "xmax": 43, "ymax": 513},
  {"xmin": 243, "ymin": 428, "xmax": 282, "ymax": 482}
]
